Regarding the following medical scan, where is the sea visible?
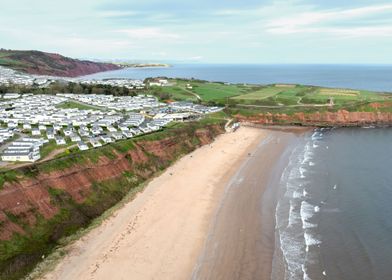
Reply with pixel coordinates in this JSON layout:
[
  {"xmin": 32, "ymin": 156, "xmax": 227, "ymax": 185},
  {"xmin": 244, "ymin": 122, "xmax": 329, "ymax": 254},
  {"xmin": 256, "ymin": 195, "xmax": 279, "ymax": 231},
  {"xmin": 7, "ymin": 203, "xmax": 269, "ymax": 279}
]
[
  {"xmin": 272, "ymin": 128, "xmax": 392, "ymax": 280},
  {"xmin": 87, "ymin": 64, "xmax": 392, "ymax": 279},
  {"xmin": 84, "ymin": 64, "xmax": 392, "ymax": 92}
]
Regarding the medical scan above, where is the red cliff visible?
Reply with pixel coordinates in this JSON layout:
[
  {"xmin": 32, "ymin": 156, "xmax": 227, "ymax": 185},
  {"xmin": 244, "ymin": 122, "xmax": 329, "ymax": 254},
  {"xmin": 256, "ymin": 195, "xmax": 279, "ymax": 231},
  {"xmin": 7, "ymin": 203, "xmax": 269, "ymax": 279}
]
[{"xmin": 236, "ymin": 110, "xmax": 392, "ymax": 126}]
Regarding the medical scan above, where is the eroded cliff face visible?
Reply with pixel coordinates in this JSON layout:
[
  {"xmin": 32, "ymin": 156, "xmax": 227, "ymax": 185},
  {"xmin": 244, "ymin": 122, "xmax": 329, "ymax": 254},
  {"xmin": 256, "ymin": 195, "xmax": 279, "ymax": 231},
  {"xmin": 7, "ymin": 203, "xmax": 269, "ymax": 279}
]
[
  {"xmin": 0, "ymin": 124, "xmax": 223, "ymax": 280},
  {"xmin": 236, "ymin": 110, "xmax": 392, "ymax": 126}
]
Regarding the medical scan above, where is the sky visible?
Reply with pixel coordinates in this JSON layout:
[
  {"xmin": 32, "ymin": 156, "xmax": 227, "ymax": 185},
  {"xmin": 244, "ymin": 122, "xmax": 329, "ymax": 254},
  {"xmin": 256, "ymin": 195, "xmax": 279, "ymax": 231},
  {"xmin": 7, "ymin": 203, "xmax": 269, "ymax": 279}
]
[{"xmin": 1, "ymin": 0, "xmax": 392, "ymax": 64}]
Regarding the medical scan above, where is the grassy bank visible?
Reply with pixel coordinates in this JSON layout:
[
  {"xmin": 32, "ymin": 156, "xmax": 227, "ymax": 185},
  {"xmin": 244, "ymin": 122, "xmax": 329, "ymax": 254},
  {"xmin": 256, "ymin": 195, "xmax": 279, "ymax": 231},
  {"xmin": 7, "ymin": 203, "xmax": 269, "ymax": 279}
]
[{"xmin": 0, "ymin": 119, "xmax": 225, "ymax": 280}]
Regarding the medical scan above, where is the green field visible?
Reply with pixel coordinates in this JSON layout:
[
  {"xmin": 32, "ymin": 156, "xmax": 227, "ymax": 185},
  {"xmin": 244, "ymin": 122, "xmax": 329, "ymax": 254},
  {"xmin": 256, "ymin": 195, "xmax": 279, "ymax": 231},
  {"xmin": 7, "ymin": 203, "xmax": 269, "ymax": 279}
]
[
  {"xmin": 189, "ymin": 82, "xmax": 248, "ymax": 101},
  {"xmin": 149, "ymin": 80, "xmax": 250, "ymax": 102},
  {"xmin": 149, "ymin": 84, "xmax": 198, "ymax": 102},
  {"xmin": 155, "ymin": 80, "xmax": 391, "ymax": 112},
  {"xmin": 57, "ymin": 101, "xmax": 102, "ymax": 111}
]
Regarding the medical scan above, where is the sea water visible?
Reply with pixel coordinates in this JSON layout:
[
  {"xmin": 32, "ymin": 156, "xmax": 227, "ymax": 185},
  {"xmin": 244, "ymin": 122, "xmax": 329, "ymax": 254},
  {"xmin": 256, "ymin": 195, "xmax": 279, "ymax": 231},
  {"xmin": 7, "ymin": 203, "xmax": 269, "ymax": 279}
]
[
  {"xmin": 272, "ymin": 128, "xmax": 392, "ymax": 280},
  {"xmin": 83, "ymin": 64, "xmax": 392, "ymax": 92}
]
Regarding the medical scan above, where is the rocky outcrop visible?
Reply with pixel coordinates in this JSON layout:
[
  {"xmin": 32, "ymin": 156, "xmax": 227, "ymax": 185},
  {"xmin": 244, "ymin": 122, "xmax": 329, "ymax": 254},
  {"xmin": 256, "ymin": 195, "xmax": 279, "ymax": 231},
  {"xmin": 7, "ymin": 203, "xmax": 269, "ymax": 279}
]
[{"xmin": 236, "ymin": 110, "xmax": 392, "ymax": 127}]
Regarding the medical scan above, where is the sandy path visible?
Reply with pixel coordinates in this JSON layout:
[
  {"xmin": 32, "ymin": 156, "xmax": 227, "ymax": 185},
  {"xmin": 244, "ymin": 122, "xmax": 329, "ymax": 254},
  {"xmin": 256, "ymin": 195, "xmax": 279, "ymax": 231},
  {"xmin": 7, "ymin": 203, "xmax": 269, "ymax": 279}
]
[{"xmin": 41, "ymin": 127, "xmax": 267, "ymax": 280}]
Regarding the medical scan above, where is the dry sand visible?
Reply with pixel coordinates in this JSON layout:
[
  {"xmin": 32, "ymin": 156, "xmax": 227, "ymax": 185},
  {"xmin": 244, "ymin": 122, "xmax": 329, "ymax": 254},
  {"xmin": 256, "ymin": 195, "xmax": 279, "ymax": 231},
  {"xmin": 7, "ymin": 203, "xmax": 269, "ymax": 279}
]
[{"xmin": 40, "ymin": 127, "xmax": 269, "ymax": 280}]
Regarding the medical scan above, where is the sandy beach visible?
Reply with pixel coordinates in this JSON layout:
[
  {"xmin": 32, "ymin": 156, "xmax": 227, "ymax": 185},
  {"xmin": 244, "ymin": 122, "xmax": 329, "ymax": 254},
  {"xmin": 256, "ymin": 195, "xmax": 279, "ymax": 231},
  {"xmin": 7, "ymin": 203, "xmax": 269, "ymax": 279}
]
[
  {"xmin": 40, "ymin": 127, "xmax": 272, "ymax": 280},
  {"xmin": 192, "ymin": 130, "xmax": 299, "ymax": 280}
]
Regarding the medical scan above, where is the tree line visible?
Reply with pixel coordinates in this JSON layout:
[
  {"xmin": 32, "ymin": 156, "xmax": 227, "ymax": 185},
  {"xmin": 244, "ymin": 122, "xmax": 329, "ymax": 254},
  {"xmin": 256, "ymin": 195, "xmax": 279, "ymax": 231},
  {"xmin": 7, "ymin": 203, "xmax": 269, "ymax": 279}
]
[{"xmin": 0, "ymin": 82, "xmax": 139, "ymax": 97}]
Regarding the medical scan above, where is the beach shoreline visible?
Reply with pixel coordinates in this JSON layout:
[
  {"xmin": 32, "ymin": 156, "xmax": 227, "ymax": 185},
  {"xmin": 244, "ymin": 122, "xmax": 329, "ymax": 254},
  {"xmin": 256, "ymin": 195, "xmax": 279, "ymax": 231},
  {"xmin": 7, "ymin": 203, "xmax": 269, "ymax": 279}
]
[
  {"xmin": 38, "ymin": 127, "xmax": 268, "ymax": 280},
  {"xmin": 36, "ymin": 126, "xmax": 305, "ymax": 280},
  {"xmin": 191, "ymin": 130, "xmax": 302, "ymax": 280}
]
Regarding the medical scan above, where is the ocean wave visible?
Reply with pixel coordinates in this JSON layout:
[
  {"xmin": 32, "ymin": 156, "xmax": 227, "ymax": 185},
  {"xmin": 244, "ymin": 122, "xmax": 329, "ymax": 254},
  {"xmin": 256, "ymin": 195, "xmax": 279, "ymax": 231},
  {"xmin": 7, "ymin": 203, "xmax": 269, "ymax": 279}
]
[
  {"xmin": 274, "ymin": 136, "xmax": 317, "ymax": 280},
  {"xmin": 288, "ymin": 201, "xmax": 300, "ymax": 227},
  {"xmin": 311, "ymin": 131, "xmax": 323, "ymax": 141},
  {"xmin": 299, "ymin": 167, "xmax": 306, "ymax": 179},
  {"xmin": 304, "ymin": 231, "xmax": 322, "ymax": 247},
  {"xmin": 279, "ymin": 230, "xmax": 305, "ymax": 280},
  {"xmin": 300, "ymin": 201, "xmax": 317, "ymax": 229},
  {"xmin": 293, "ymin": 190, "xmax": 302, "ymax": 199},
  {"xmin": 302, "ymin": 144, "xmax": 314, "ymax": 164},
  {"xmin": 302, "ymin": 264, "xmax": 312, "ymax": 280}
]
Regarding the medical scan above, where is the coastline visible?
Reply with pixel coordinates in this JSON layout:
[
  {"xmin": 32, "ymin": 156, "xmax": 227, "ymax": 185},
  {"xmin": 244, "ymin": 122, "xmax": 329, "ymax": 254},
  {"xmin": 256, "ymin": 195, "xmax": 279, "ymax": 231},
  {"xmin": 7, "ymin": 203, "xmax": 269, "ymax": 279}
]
[
  {"xmin": 192, "ymin": 130, "xmax": 303, "ymax": 280},
  {"xmin": 38, "ymin": 127, "xmax": 268, "ymax": 280}
]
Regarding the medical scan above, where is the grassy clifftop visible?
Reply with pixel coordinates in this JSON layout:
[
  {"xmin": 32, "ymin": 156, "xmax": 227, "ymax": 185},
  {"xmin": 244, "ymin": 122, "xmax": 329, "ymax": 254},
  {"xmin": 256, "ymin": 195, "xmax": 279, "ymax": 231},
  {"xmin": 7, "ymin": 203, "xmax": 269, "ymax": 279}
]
[{"xmin": 0, "ymin": 49, "xmax": 120, "ymax": 77}]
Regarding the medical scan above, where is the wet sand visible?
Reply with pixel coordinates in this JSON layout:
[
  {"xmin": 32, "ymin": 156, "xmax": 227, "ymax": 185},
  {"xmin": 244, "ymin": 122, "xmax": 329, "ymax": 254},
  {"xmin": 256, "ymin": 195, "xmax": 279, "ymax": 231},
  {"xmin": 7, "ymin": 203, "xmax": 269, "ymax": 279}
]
[
  {"xmin": 39, "ymin": 127, "xmax": 269, "ymax": 280},
  {"xmin": 192, "ymin": 131, "xmax": 299, "ymax": 280}
]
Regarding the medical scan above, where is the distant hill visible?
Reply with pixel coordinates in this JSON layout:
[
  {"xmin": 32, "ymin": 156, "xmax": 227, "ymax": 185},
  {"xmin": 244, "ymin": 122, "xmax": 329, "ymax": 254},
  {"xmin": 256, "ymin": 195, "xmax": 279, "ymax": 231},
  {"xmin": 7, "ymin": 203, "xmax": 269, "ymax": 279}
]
[{"xmin": 0, "ymin": 49, "xmax": 121, "ymax": 77}]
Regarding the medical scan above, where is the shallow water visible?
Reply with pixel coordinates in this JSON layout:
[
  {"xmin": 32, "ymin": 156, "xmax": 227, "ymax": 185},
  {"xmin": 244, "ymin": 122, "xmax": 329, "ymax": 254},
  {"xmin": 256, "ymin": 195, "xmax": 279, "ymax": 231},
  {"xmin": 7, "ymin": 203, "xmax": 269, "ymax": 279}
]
[{"xmin": 273, "ymin": 128, "xmax": 392, "ymax": 280}]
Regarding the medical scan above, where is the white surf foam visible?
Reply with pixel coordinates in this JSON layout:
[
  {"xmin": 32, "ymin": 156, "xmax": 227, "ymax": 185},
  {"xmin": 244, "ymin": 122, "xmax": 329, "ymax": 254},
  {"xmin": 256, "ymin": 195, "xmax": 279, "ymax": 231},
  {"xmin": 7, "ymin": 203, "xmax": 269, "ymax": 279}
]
[
  {"xmin": 293, "ymin": 190, "xmax": 302, "ymax": 198},
  {"xmin": 288, "ymin": 201, "xmax": 300, "ymax": 227},
  {"xmin": 274, "ymin": 137, "xmax": 320, "ymax": 280},
  {"xmin": 304, "ymin": 231, "xmax": 321, "ymax": 247},
  {"xmin": 300, "ymin": 201, "xmax": 317, "ymax": 229},
  {"xmin": 299, "ymin": 167, "xmax": 306, "ymax": 178},
  {"xmin": 302, "ymin": 264, "xmax": 312, "ymax": 280}
]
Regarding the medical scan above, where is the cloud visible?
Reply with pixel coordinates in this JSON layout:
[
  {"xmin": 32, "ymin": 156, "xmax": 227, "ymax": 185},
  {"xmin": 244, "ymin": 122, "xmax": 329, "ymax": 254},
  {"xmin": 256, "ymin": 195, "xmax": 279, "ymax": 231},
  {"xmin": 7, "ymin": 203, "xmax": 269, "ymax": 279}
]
[
  {"xmin": 265, "ymin": 3, "xmax": 392, "ymax": 37},
  {"xmin": 187, "ymin": 56, "xmax": 203, "ymax": 61},
  {"xmin": 2, "ymin": 0, "xmax": 392, "ymax": 63},
  {"xmin": 116, "ymin": 27, "xmax": 181, "ymax": 40},
  {"xmin": 98, "ymin": 11, "xmax": 139, "ymax": 18}
]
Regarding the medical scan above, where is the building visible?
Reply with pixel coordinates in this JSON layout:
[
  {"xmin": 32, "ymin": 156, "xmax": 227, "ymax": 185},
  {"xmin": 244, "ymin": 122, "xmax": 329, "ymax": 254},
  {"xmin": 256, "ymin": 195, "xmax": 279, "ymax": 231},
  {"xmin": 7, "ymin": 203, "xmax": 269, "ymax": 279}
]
[
  {"xmin": 111, "ymin": 132, "xmax": 123, "ymax": 140},
  {"xmin": 55, "ymin": 136, "xmax": 66, "ymax": 145},
  {"xmin": 32, "ymin": 128, "xmax": 41, "ymax": 136},
  {"xmin": 69, "ymin": 133, "xmax": 81, "ymax": 142},
  {"xmin": 1, "ymin": 138, "xmax": 43, "ymax": 162},
  {"xmin": 100, "ymin": 135, "xmax": 114, "ymax": 144},
  {"xmin": 77, "ymin": 141, "xmax": 89, "ymax": 151},
  {"xmin": 89, "ymin": 138, "xmax": 102, "ymax": 148},
  {"xmin": 1, "ymin": 148, "xmax": 40, "ymax": 162}
]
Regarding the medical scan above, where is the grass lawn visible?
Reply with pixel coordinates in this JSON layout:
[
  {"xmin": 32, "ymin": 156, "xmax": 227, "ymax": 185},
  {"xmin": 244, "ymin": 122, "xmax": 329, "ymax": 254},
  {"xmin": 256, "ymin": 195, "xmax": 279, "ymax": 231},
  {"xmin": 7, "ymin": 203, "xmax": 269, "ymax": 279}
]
[
  {"xmin": 149, "ymin": 85, "xmax": 198, "ymax": 102},
  {"xmin": 57, "ymin": 101, "xmax": 101, "ymax": 111},
  {"xmin": 232, "ymin": 87, "xmax": 284, "ymax": 100},
  {"xmin": 189, "ymin": 82, "xmax": 248, "ymax": 101},
  {"xmin": 39, "ymin": 140, "xmax": 70, "ymax": 160}
]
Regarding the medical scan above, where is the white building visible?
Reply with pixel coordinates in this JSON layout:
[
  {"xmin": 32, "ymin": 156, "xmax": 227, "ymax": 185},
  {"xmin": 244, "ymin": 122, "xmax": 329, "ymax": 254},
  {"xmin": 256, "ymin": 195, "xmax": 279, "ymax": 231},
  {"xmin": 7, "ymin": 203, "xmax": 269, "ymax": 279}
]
[
  {"xmin": 77, "ymin": 141, "xmax": 89, "ymax": 151},
  {"xmin": 55, "ymin": 136, "xmax": 66, "ymax": 145}
]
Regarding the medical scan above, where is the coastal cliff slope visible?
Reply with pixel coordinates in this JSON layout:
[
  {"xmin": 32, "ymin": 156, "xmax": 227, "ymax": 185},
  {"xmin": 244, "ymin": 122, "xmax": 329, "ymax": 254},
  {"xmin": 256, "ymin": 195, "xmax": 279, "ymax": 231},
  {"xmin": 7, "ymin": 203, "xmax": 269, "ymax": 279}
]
[
  {"xmin": 235, "ymin": 110, "xmax": 392, "ymax": 126},
  {"xmin": 0, "ymin": 122, "xmax": 224, "ymax": 280},
  {"xmin": 0, "ymin": 49, "xmax": 121, "ymax": 77}
]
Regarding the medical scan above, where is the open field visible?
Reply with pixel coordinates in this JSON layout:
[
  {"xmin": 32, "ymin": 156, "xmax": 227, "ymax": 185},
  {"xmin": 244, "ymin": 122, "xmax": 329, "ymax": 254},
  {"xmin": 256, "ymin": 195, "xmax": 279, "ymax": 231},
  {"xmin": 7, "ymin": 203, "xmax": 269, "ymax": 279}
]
[
  {"xmin": 155, "ymin": 80, "xmax": 392, "ymax": 113},
  {"xmin": 189, "ymin": 82, "xmax": 248, "ymax": 101},
  {"xmin": 149, "ymin": 80, "xmax": 250, "ymax": 102}
]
